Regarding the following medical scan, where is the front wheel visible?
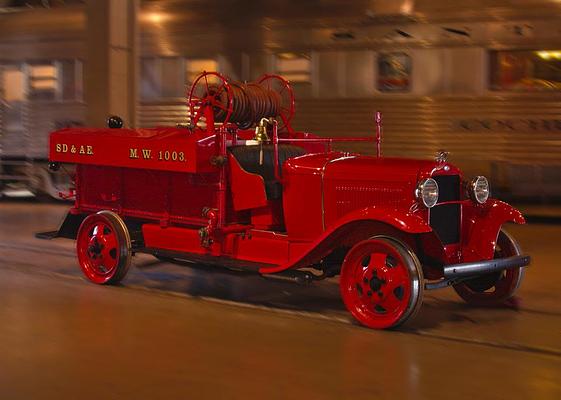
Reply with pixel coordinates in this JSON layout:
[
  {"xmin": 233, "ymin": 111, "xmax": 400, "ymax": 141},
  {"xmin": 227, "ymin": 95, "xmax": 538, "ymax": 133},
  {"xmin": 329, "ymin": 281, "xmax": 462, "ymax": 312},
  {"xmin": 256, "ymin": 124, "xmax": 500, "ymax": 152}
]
[
  {"xmin": 76, "ymin": 210, "xmax": 132, "ymax": 285},
  {"xmin": 340, "ymin": 237, "xmax": 424, "ymax": 329},
  {"xmin": 453, "ymin": 230, "xmax": 525, "ymax": 306}
]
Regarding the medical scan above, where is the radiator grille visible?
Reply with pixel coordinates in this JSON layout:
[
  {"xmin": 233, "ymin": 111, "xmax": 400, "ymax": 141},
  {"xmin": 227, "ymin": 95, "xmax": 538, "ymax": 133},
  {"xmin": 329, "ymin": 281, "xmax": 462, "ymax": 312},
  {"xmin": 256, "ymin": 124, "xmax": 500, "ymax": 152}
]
[
  {"xmin": 430, "ymin": 204, "xmax": 461, "ymax": 244},
  {"xmin": 430, "ymin": 175, "xmax": 461, "ymax": 244},
  {"xmin": 433, "ymin": 175, "xmax": 460, "ymax": 202}
]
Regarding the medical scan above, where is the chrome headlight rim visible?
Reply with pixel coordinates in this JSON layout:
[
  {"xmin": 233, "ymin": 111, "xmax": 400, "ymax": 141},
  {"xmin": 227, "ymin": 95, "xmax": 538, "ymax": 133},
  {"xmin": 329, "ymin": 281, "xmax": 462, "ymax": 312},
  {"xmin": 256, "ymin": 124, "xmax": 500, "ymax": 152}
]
[
  {"xmin": 469, "ymin": 175, "xmax": 490, "ymax": 204},
  {"xmin": 416, "ymin": 178, "xmax": 439, "ymax": 208}
]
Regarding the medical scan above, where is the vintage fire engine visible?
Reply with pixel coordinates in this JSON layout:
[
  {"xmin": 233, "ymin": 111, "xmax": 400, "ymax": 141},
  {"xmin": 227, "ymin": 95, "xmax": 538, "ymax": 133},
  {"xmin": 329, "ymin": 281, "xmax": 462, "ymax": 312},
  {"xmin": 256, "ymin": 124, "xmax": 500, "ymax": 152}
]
[{"xmin": 43, "ymin": 72, "xmax": 530, "ymax": 329}]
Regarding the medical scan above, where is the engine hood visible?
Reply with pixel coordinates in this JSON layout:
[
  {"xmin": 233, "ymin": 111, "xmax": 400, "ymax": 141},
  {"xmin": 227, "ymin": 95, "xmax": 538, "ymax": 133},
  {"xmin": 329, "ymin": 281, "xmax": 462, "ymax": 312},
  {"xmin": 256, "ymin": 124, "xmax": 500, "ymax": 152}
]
[
  {"xmin": 286, "ymin": 152, "xmax": 458, "ymax": 183},
  {"xmin": 282, "ymin": 152, "xmax": 463, "ymax": 238},
  {"xmin": 322, "ymin": 155, "xmax": 446, "ymax": 183},
  {"xmin": 285, "ymin": 152, "xmax": 462, "ymax": 227}
]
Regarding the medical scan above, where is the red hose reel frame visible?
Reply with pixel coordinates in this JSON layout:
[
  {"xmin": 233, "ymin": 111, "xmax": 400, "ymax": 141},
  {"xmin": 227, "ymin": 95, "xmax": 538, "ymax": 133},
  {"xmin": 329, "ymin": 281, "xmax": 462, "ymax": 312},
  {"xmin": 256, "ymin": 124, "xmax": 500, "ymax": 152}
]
[{"xmin": 187, "ymin": 71, "xmax": 295, "ymax": 133}]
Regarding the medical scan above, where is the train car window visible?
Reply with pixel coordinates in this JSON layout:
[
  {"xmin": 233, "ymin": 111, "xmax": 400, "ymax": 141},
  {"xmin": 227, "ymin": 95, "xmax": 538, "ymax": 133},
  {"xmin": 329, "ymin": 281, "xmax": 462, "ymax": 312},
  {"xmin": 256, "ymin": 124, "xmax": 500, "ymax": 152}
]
[
  {"xmin": 186, "ymin": 59, "xmax": 219, "ymax": 83},
  {"xmin": 60, "ymin": 60, "xmax": 83, "ymax": 101},
  {"xmin": 490, "ymin": 50, "xmax": 561, "ymax": 91},
  {"xmin": 75, "ymin": 60, "xmax": 83, "ymax": 101},
  {"xmin": 345, "ymin": 51, "xmax": 375, "ymax": 97},
  {"xmin": 377, "ymin": 52, "xmax": 412, "ymax": 92},
  {"xmin": 161, "ymin": 57, "xmax": 185, "ymax": 98},
  {"xmin": 140, "ymin": 58, "xmax": 160, "ymax": 100},
  {"xmin": 2, "ymin": 69, "xmax": 25, "ymax": 102},
  {"xmin": 275, "ymin": 53, "xmax": 311, "ymax": 83},
  {"xmin": 28, "ymin": 63, "xmax": 58, "ymax": 100}
]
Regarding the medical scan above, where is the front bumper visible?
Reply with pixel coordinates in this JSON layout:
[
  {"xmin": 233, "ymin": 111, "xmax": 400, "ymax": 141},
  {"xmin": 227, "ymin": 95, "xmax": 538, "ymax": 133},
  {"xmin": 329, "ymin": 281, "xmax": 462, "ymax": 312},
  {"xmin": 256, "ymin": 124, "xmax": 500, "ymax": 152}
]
[{"xmin": 443, "ymin": 255, "xmax": 531, "ymax": 279}]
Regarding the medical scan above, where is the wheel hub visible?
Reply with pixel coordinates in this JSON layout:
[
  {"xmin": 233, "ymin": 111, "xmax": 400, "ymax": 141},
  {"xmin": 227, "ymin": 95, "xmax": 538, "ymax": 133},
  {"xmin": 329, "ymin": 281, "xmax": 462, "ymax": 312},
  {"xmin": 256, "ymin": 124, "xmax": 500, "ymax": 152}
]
[
  {"xmin": 88, "ymin": 239, "xmax": 104, "ymax": 258},
  {"xmin": 368, "ymin": 272, "xmax": 386, "ymax": 292}
]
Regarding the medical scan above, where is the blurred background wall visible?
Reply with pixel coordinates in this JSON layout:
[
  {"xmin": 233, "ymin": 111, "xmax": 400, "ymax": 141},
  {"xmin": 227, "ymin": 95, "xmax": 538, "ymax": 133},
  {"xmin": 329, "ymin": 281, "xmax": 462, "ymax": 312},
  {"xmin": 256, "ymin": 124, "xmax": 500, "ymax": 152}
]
[{"xmin": 0, "ymin": 0, "xmax": 560, "ymax": 201}]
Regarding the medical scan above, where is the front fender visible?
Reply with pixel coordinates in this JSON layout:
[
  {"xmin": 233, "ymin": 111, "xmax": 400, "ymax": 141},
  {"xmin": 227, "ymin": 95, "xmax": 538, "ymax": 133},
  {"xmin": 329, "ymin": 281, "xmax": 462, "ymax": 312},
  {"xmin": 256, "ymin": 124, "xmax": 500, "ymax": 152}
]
[
  {"xmin": 259, "ymin": 206, "xmax": 431, "ymax": 274},
  {"xmin": 461, "ymin": 199, "xmax": 525, "ymax": 262}
]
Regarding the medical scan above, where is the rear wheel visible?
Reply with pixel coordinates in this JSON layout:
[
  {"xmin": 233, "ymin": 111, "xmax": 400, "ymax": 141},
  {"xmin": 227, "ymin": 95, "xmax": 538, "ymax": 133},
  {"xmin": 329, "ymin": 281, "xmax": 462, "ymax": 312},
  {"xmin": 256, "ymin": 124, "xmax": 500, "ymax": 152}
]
[
  {"xmin": 76, "ymin": 210, "xmax": 131, "ymax": 285},
  {"xmin": 453, "ymin": 230, "xmax": 525, "ymax": 306},
  {"xmin": 340, "ymin": 237, "xmax": 424, "ymax": 329}
]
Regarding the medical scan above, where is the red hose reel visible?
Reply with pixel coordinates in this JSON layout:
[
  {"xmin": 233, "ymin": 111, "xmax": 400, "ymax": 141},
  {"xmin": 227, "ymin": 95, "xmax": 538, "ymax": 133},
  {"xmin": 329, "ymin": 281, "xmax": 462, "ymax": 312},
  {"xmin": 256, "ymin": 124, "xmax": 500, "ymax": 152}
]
[{"xmin": 187, "ymin": 71, "xmax": 295, "ymax": 133}]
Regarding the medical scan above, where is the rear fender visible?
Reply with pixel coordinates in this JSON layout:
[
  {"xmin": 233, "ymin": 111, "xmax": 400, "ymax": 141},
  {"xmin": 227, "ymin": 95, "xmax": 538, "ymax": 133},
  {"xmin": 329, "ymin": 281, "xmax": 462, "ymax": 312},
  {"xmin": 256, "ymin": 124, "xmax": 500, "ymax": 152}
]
[
  {"xmin": 461, "ymin": 199, "xmax": 525, "ymax": 262},
  {"xmin": 259, "ymin": 206, "xmax": 432, "ymax": 274}
]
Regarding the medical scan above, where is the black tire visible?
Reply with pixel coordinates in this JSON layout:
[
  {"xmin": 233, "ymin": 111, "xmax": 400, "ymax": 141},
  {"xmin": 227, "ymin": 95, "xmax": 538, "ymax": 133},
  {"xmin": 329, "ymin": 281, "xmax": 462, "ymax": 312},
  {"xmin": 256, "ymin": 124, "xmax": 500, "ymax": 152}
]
[{"xmin": 453, "ymin": 230, "xmax": 525, "ymax": 306}]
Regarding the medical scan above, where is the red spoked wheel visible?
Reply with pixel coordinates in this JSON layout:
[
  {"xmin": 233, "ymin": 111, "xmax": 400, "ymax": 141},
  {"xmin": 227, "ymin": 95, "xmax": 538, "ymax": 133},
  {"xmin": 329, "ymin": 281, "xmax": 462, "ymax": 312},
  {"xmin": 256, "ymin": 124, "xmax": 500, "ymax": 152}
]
[
  {"xmin": 258, "ymin": 74, "xmax": 295, "ymax": 133},
  {"xmin": 453, "ymin": 230, "xmax": 525, "ymax": 306},
  {"xmin": 340, "ymin": 237, "xmax": 424, "ymax": 329},
  {"xmin": 76, "ymin": 210, "xmax": 131, "ymax": 285},
  {"xmin": 188, "ymin": 71, "xmax": 233, "ymax": 129}
]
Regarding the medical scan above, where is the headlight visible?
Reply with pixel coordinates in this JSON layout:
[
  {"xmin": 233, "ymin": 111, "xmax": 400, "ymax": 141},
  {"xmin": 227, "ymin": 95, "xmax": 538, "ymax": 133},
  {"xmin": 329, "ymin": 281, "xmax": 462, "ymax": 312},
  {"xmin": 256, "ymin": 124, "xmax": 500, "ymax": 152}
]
[
  {"xmin": 469, "ymin": 176, "xmax": 490, "ymax": 204},
  {"xmin": 416, "ymin": 178, "xmax": 439, "ymax": 208}
]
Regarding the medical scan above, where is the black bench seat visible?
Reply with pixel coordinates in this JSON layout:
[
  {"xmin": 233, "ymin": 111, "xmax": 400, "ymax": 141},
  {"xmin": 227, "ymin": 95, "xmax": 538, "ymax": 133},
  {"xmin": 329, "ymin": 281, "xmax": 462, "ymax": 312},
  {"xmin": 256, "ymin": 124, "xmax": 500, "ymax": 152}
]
[{"xmin": 228, "ymin": 144, "xmax": 306, "ymax": 200}]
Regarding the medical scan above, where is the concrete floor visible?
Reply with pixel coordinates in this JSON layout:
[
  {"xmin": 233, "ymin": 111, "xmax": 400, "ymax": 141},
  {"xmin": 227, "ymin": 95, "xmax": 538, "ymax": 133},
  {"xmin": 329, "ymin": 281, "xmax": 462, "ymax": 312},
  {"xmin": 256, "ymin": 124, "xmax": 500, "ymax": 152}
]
[{"xmin": 0, "ymin": 200, "xmax": 560, "ymax": 399}]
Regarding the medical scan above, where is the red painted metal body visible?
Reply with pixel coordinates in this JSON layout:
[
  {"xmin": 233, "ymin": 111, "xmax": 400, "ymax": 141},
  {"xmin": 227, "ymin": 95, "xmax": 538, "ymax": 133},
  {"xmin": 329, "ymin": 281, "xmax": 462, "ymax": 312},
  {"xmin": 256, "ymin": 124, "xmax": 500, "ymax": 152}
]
[
  {"xmin": 47, "ymin": 72, "xmax": 527, "ymax": 326},
  {"xmin": 49, "ymin": 127, "xmax": 524, "ymax": 274}
]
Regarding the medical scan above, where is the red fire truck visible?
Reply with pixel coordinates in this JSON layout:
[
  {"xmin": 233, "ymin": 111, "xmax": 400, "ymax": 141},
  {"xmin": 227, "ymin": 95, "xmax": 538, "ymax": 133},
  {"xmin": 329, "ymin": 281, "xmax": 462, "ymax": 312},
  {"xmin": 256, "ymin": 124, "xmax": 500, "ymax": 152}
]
[{"xmin": 43, "ymin": 72, "xmax": 530, "ymax": 329}]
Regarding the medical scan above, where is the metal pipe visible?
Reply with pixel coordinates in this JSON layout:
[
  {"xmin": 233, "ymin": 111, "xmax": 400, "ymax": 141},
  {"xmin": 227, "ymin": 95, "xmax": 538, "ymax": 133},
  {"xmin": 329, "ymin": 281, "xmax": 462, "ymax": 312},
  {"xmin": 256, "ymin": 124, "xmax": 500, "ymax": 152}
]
[
  {"xmin": 277, "ymin": 137, "xmax": 374, "ymax": 143},
  {"xmin": 261, "ymin": 270, "xmax": 315, "ymax": 285},
  {"xmin": 443, "ymin": 255, "xmax": 531, "ymax": 278},
  {"xmin": 272, "ymin": 119, "xmax": 281, "ymax": 181},
  {"xmin": 216, "ymin": 127, "xmax": 227, "ymax": 228},
  {"xmin": 375, "ymin": 111, "xmax": 382, "ymax": 158}
]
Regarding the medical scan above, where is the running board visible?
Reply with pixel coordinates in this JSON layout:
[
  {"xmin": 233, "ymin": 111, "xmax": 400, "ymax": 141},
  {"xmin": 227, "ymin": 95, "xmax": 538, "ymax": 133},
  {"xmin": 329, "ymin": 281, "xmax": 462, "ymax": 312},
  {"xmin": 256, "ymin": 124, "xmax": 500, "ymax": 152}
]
[
  {"xmin": 139, "ymin": 247, "xmax": 318, "ymax": 285},
  {"xmin": 140, "ymin": 247, "xmax": 270, "ymax": 273}
]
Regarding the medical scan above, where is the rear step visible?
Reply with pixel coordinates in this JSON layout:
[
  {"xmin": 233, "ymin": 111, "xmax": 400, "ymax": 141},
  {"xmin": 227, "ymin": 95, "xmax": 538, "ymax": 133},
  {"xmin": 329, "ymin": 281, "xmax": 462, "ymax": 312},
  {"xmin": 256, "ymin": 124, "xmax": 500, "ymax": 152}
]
[{"xmin": 35, "ymin": 231, "xmax": 60, "ymax": 240}]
